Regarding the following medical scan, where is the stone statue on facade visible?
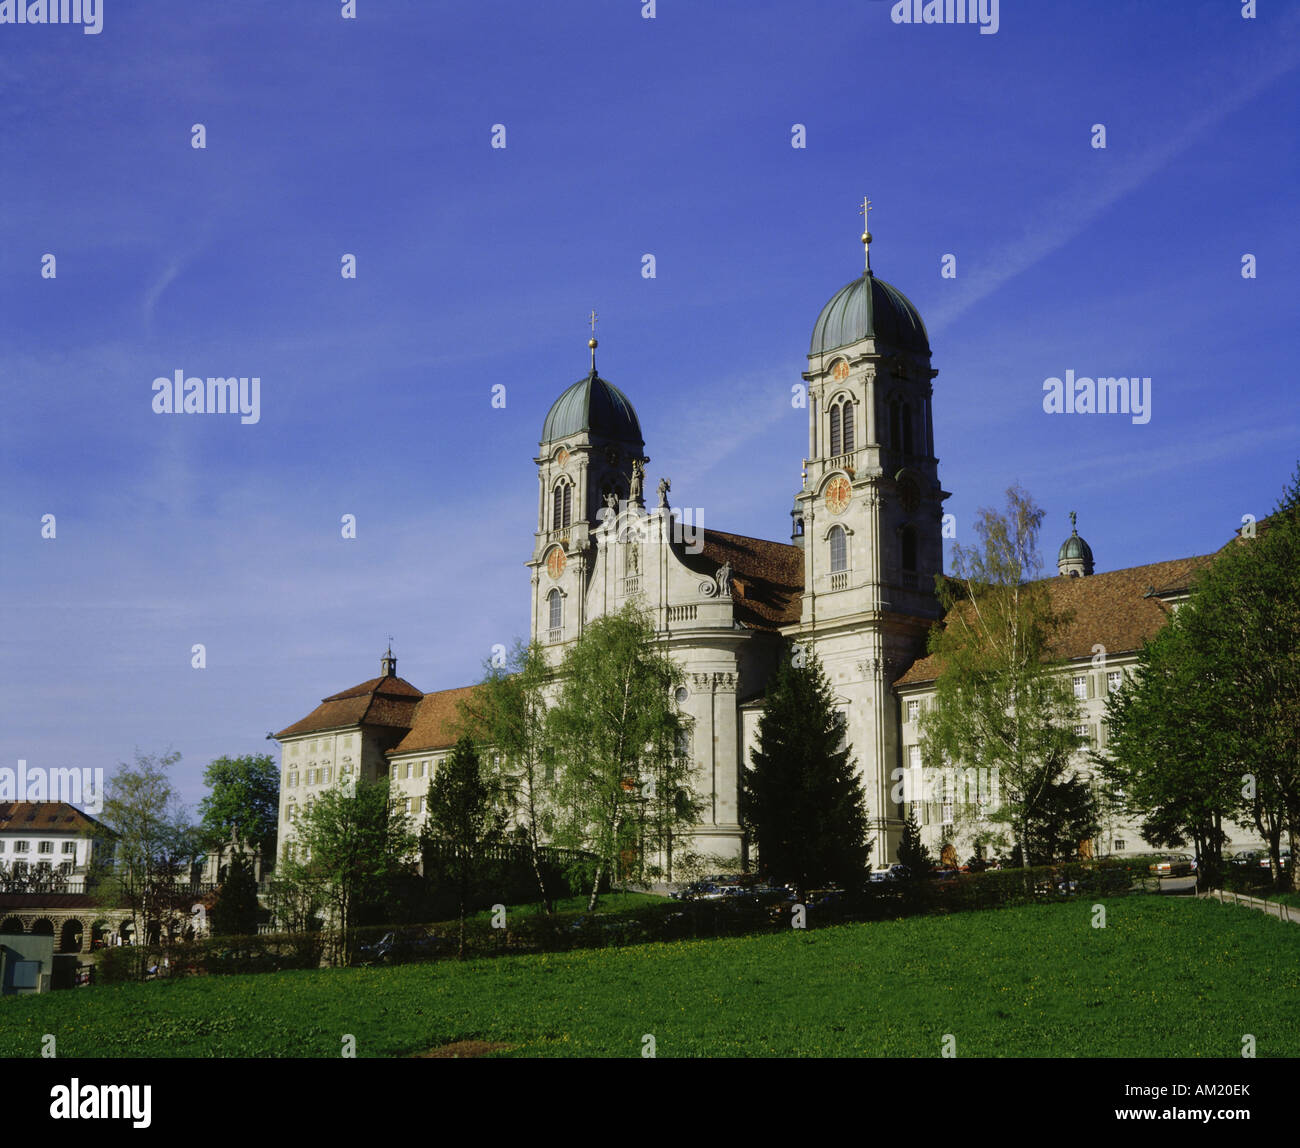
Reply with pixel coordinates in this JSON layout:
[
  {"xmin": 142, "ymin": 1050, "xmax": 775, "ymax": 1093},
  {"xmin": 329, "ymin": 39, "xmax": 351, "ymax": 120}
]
[
  {"xmin": 629, "ymin": 458, "xmax": 645, "ymax": 505},
  {"xmin": 716, "ymin": 560, "xmax": 732, "ymax": 596}
]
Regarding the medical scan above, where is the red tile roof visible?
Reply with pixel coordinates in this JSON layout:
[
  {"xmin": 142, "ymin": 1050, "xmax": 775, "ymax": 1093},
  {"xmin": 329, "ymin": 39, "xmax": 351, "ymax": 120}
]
[
  {"xmin": 0, "ymin": 893, "xmax": 109, "ymax": 911},
  {"xmin": 274, "ymin": 675, "xmax": 424, "ymax": 739},
  {"xmin": 0, "ymin": 802, "xmax": 107, "ymax": 836},
  {"xmin": 895, "ymin": 554, "xmax": 1214, "ymax": 686},
  {"xmin": 695, "ymin": 529, "xmax": 805, "ymax": 630},
  {"xmin": 389, "ymin": 684, "xmax": 483, "ymax": 755}
]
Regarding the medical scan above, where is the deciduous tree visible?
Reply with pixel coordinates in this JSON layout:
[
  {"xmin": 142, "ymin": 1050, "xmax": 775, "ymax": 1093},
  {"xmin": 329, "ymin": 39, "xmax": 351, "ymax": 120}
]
[
  {"xmin": 917, "ymin": 485, "xmax": 1085, "ymax": 867},
  {"xmin": 547, "ymin": 602, "xmax": 697, "ymax": 909}
]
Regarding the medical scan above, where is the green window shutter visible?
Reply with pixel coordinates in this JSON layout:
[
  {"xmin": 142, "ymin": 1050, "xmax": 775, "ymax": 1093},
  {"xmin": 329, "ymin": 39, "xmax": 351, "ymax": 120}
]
[
  {"xmin": 1086, "ymin": 675, "xmax": 1096, "ymax": 699},
  {"xmin": 1099, "ymin": 672, "xmax": 1109, "ymax": 696},
  {"xmin": 1090, "ymin": 723, "xmax": 1098, "ymax": 746},
  {"xmin": 1099, "ymin": 721, "xmax": 1108, "ymax": 748}
]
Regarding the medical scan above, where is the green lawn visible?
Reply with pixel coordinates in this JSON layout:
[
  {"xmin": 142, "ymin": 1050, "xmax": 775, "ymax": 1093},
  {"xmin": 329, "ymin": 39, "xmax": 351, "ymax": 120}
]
[{"xmin": 3, "ymin": 896, "xmax": 1297, "ymax": 1058}]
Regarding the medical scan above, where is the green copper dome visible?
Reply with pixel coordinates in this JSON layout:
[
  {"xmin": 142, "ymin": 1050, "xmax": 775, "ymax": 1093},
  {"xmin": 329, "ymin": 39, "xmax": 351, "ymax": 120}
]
[
  {"xmin": 541, "ymin": 371, "xmax": 643, "ymax": 445},
  {"xmin": 810, "ymin": 272, "xmax": 929, "ymax": 356},
  {"xmin": 1058, "ymin": 531, "xmax": 1094, "ymax": 564}
]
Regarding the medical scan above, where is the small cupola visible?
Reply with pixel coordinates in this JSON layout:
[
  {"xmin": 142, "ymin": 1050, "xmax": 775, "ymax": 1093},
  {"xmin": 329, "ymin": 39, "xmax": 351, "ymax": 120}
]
[
  {"xmin": 381, "ymin": 644, "xmax": 397, "ymax": 677},
  {"xmin": 1057, "ymin": 512, "xmax": 1095, "ymax": 577}
]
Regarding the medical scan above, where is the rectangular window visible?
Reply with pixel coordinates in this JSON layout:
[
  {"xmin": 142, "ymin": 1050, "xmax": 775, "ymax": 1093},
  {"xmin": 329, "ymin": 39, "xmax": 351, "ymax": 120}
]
[
  {"xmin": 1072, "ymin": 675, "xmax": 1087, "ymax": 700},
  {"xmin": 15, "ymin": 840, "xmax": 29, "ymax": 853},
  {"xmin": 62, "ymin": 841, "xmax": 76, "ymax": 855},
  {"xmin": 1114, "ymin": 839, "xmax": 1126, "ymax": 851},
  {"xmin": 322, "ymin": 766, "xmax": 332, "ymax": 784},
  {"xmin": 1107, "ymin": 670, "xmax": 1122, "ymax": 692},
  {"xmin": 420, "ymin": 760, "xmax": 429, "ymax": 777},
  {"xmin": 907, "ymin": 699, "xmax": 920, "ymax": 723},
  {"xmin": 38, "ymin": 841, "xmax": 54, "ymax": 854}
]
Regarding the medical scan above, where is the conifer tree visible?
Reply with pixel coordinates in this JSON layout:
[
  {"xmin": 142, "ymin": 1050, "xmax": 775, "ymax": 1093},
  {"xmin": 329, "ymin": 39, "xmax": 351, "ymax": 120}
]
[
  {"xmin": 743, "ymin": 644, "xmax": 872, "ymax": 893},
  {"xmin": 896, "ymin": 806, "xmax": 931, "ymax": 877},
  {"xmin": 210, "ymin": 854, "xmax": 261, "ymax": 937},
  {"xmin": 424, "ymin": 735, "xmax": 505, "ymax": 957}
]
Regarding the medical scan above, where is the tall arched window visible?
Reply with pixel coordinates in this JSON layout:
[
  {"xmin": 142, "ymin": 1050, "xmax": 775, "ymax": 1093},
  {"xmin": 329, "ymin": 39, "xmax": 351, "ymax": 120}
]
[
  {"xmin": 547, "ymin": 588, "xmax": 562, "ymax": 631},
  {"xmin": 828, "ymin": 399, "xmax": 855, "ymax": 456},
  {"xmin": 901, "ymin": 525, "xmax": 917, "ymax": 572},
  {"xmin": 551, "ymin": 481, "xmax": 572, "ymax": 530},
  {"xmin": 829, "ymin": 525, "xmax": 848, "ymax": 572}
]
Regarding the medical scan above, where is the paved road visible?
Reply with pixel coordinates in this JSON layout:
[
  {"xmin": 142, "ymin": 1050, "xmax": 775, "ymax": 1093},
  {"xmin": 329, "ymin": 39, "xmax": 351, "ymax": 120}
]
[{"xmin": 1156, "ymin": 875, "xmax": 1197, "ymax": 894}]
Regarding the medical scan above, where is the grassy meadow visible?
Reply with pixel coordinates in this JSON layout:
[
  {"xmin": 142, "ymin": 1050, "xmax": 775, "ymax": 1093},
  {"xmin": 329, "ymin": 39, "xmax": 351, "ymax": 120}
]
[{"xmin": 2, "ymin": 895, "xmax": 1296, "ymax": 1058}]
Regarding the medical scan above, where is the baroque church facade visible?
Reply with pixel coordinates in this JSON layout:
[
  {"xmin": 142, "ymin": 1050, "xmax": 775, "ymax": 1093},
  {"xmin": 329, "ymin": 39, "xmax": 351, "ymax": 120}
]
[{"xmin": 273, "ymin": 218, "xmax": 1263, "ymax": 871}]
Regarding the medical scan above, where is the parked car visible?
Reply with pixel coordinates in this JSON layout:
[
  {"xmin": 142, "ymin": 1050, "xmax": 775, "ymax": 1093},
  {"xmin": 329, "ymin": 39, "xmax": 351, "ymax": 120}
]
[
  {"xmin": 870, "ymin": 864, "xmax": 910, "ymax": 882},
  {"xmin": 1148, "ymin": 854, "xmax": 1195, "ymax": 877},
  {"xmin": 359, "ymin": 927, "xmax": 442, "ymax": 965}
]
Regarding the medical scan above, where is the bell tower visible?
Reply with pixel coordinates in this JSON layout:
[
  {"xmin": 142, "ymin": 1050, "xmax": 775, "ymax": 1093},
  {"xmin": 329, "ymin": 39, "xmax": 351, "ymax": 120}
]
[
  {"xmin": 796, "ymin": 199, "xmax": 947, "ymax": 633},
  {"xmin": 529, "ymin": 315, "xmax": 645, "ymax": 650},
  {"xmin": 789, "ymin": 200, "xmax": 950, "ymax": 866}
]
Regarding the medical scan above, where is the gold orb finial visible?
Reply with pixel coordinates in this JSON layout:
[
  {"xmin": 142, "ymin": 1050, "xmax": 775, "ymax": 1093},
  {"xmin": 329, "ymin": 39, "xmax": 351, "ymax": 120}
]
[{"xmin": 859, "ymin": 196, "xmax": 873, "ymax": 273}]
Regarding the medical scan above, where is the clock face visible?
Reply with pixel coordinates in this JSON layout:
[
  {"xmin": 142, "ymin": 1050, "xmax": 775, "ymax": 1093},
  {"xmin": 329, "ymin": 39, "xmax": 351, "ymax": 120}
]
[
  {"xmin": 825, "ymin": 476, "xmax": 852, "ymax": 515},
  {"xmin": 546, "ymin": 547, "xmax": 566, "ymax": 580},
  {"xmin": 832, "ymin": 360, "xmax": 850, "ymax": 381}
]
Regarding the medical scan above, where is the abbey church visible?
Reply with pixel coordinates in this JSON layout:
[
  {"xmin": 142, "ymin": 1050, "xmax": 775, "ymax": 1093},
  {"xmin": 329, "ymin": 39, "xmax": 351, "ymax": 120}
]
[{"xmin": 273, "ymin": 213, "xmax": 1257, "ymax": 869}]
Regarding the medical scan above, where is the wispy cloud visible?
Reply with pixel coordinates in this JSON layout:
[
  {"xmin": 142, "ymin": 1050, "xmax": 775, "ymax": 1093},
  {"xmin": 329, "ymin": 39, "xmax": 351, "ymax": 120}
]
[{"xmin": 928, "ymin": 29, "xmax": 1300, "ymax": 334}]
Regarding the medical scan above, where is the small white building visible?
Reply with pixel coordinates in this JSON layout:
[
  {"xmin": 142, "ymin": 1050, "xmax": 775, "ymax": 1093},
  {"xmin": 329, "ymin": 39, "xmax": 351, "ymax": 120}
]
[{"xmin": 0, "ymin": 801, "xmax": 108, "ymax": 893}]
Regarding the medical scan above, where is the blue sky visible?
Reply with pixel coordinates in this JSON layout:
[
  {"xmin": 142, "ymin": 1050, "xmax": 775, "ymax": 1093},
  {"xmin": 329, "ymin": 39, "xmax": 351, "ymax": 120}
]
[{"xmin": 2, "ymin": 0, "xmax": 1297, "ymax": 811}]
